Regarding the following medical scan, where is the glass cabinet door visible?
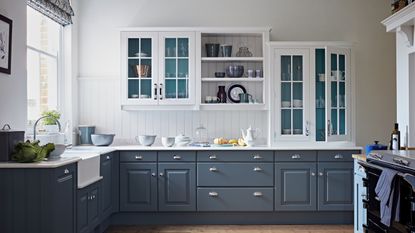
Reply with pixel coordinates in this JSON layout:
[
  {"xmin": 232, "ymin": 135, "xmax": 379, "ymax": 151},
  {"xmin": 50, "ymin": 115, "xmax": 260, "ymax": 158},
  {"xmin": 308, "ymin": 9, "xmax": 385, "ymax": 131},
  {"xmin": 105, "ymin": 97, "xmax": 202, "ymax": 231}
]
[
  {"xmin": 121, "ymin": 32, "xmax": 158, "ymax": 105},
  {"xmin": 326, "ymin": 47, "xmax": 350, "ymax": 141},
  {"xmin": 159, "ymin": 32, "xmax": 195, "ymax": 105},
  {"xmin": 275, "ymin": 49, "xmax": 310, "ymax": 140}
]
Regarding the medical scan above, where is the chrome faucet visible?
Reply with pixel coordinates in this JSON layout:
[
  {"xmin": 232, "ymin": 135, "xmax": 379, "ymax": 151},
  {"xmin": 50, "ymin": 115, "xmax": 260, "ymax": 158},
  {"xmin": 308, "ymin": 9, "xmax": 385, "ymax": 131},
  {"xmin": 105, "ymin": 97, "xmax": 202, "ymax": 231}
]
[{"xmin": 33, "ymin": 116, "xmax": 62, "ymax": 141}]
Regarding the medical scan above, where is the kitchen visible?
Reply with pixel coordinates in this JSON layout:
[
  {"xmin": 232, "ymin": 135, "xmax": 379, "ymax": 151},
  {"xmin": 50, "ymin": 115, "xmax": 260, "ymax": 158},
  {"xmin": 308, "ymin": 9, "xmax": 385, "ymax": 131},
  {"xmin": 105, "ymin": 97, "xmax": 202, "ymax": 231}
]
[{"xmin": 0, "ymin": 0, "xmax": 407, "ymax": 233}]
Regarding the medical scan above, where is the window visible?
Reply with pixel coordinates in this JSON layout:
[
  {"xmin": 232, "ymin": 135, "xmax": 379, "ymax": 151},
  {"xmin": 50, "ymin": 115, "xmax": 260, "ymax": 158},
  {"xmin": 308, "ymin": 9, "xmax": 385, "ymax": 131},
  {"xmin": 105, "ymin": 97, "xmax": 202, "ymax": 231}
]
[{"xmin": 27, "ymin": 6, "xmax": 62, "ymax": 122}]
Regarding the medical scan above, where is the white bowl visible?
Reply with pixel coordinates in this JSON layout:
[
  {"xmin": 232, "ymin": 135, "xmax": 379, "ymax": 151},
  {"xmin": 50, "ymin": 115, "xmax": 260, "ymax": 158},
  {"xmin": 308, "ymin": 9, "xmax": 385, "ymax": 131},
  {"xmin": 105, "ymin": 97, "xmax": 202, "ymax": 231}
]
[
  {"xmin": 161, "ymin": 137, "xmax": 175, "ymax": 147},
  {"xmin": 281, "ymin": 101, "xmax": 291, "ymax": 108},
  {"xmin": 136, "ymin": 135, "xmax": 156, "ymax": 146}
]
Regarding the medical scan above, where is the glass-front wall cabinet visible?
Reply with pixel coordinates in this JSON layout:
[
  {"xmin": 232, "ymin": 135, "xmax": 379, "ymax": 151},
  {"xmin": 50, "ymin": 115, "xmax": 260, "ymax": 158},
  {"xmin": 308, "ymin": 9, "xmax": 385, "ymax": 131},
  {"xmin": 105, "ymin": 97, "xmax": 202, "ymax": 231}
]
[
  {"xmin": 121, "ymin": 31, "xmax": 195, "ymax": 106},
  {"xmin": 275, "ymin": 49, "xmax": 310, "ymax": 141}
]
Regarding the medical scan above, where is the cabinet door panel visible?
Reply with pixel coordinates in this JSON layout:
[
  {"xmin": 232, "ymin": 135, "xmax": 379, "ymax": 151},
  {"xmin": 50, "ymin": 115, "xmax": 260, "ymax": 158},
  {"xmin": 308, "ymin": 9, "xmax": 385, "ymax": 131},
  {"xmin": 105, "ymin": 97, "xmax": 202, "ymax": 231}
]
[
  {"xmin": 120, "ymin": 163, "xmax": 157, "ymax": 212},
  {"xmin": 77, "ymin": 189, "xmax": 89, "ymax": 233},
  {"xmin": 53, "ymin": 165, "xmax": 76, "ymax": 233},
  {"xmin": 318, "ymin": 162, "xmax": 353, "ymax": 211},
  {"xmin": 158, "ymin": 163, "xmax": 196, "ymax": 211},
  {"xmin": 88, "ymin": 185, "xmax": 100, "ymax": 230},
  {"xmin": 275, "ymin": 163, "xmax": 316, "ymax": 211},
  {"xmin": 100, "ymin": 153, "xmax": 113, "ymax": 219}
]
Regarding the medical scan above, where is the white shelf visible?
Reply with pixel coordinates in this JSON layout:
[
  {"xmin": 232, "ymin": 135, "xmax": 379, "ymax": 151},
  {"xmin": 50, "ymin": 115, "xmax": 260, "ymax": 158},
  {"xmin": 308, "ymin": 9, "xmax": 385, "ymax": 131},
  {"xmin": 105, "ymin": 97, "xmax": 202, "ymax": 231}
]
[
  {"xmin": 200, "ymin": 103, "xmax": 266, "ymax": 111},
  {"xmin": 202, "ymin": 78, "xmax": 264, "ymax": 82},
  {"xmin": 201, "ymin": 57, "xmax": 264, "ymax": 62}
]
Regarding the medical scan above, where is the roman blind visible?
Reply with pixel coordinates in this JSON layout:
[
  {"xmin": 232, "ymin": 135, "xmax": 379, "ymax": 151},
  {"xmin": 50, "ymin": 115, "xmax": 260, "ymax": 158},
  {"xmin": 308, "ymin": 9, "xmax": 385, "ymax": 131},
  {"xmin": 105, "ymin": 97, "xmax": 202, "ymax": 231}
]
[{"xmin": 27, "ymin": 0, "xmax": 74, "ymax": 26}]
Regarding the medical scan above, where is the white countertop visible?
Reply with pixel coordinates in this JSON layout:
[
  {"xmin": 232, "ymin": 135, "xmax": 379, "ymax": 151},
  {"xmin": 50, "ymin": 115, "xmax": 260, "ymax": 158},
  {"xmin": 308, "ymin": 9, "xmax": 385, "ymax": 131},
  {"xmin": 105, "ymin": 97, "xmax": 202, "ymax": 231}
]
[{"xmin": 0, "ymin": 144, "xmax": 362, "ymax": 169}]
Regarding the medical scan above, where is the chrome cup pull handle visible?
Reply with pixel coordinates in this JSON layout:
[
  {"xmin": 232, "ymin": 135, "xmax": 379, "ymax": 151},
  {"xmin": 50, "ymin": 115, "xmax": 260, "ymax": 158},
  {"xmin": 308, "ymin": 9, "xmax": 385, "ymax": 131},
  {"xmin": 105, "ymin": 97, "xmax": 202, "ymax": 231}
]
[
  {"xmin": 135, "ymin": 155, "xmax": 143, "ymax": 160},
  {"xmin": 209, "ymin": 192, "xmax": 218, "ymax": 197},
  {"xmin": 253, "ymin": 154, "xmax": 263, "ymax": 160},
  {"xmin": 173, "ymin": 155, "xmax": 181, "ymax": 160},
  {"xmin": 291, "ymin": 154, "xmax": 301, "ymax": 159},
  {"xmin": 253, "ymin": 192, "xmax": 263, "ymax": 197},
  {"xmin": 209, "ymin": 155, "xmax": 217, "ymax": 160},
  {"xmin": 64, "ymin": 169, "xmax": 69, "ymax": 174},
  {"xmin": 334, "ymin": 154, "xmax": 344, "ymax": 159},
  {"xmin": 253, "ymin": 167, "xmax": 262, "ymax": 172},
  {"xmin": 209, "ymin": 167, "xmax": 218, "ymax": 172}
]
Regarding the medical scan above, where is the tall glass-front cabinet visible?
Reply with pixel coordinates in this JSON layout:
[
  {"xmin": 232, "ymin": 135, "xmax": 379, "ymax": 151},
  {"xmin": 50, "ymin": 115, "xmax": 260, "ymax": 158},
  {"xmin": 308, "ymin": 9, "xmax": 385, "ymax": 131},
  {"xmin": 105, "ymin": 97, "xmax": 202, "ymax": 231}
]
[
  {"xmin": 121, "ymin": 31, "xmax": 195, "ymax": 107},
  {"xmin": 271, "ymin": 44, "xmax": 353, "ymax": 144}
]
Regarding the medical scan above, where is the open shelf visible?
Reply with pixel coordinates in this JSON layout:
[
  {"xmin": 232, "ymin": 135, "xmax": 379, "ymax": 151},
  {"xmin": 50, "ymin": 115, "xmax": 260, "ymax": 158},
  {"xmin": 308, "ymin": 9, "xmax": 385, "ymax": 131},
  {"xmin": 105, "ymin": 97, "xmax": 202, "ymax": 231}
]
[
  {"xmin": 200, "ymin": 103, "xmax": 266, "ymax": 111},
  {"xmin": 201, "ymin": 78, "xmax": 264, "ymax": 82},
  {"xmin": 201, "ymin": 57, "xmax": 264, "ymax": 62}
]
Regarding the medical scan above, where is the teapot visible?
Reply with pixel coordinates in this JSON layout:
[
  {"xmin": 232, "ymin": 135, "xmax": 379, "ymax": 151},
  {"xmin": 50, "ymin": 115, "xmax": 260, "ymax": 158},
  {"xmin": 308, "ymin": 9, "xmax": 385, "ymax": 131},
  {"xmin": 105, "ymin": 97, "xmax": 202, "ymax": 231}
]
[{"xmin": 241, "ymin": 126, "xmax": 260, "ymax": 146}]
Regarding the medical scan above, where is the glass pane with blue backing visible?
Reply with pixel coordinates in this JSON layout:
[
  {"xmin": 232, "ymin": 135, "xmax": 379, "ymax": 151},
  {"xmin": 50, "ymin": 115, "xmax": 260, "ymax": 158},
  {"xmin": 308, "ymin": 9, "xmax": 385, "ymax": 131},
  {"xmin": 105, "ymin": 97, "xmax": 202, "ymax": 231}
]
[
  {"xmin": 293, "ymin": 109, "xmax": 303, "ymax": 135},
  {"xmin": 315, "ymin": 49, "xmax": 326, "ymax": 141},
  {"xmin": 293, "ymin": 83, "xmax": 303, "ymax": 107},
  {"xmin": 128, "ymin": 59, "xmax": 140, "ymax": 78},
  {"xmin": 178, "ymin": 59, "xmax": 189, "ymax": 78},
  {"xmin": 165, "ymin": 38, "xmax": 176, "ymax": 57},
  {"xmin": 178, "ymin": 79, "xmax": 188, "ymax": 99},
  {"xmin": 165, "ymin": 79, "xmax": 176, "ymax": 99},
  {"xmin": 331, "ymin": 109, "xmax": 338, "ymax": 135},
  {"xmin": 339, "ymin": 54, "xmax": 345, "ymax": 81},
  {"xmin": 339, "ymin": 109, "xmax": 345, "ymax": 135},
  {"xmin": 165, "ymin": 59, "xmax": 176, "ymax": 78},
  {"xmin": 178, "ymin": 38, "xmax": 188, "ymax": 57},
  {"xmin": 331, "ymin": 53, "xmax": 337, "ymax": 74},
  {"xmin": 128, "ymin": 38, "xmax": 140, "ymax": 57},
  {"xmin": 339, "ymin": 82, "xmax": 345, "ymax": 107},
  {"xmin": 293, "ymin": 55, "xmax": 303, "ymax": 81},
  {"xmin": 140, "ymin": 38, "xmax": 152, "ymax": 57},
  {"xmin": 140, "ymin": 79, "xmax": 151, "ymax": 98},
  {"xmin": 281, "ymin": 56, "xmax": 291, "ymax": 81},
  {"xmin": 281, "ymin": 109, "xmax": 291, "ymax": 135},
  {"xmin": 331, "ymin": 82, "xmax": 337, "ymax": 107},
  {"xmin": 140, "ymin": 59, "xmax": 152, "ymax": 78},
  {"xmin": 281, "ymin": 83, "xmax": 291, "ymax": 104},
  {"xmin": 128, "ymin": 80, "xmax": 139, "ymax": 98}
]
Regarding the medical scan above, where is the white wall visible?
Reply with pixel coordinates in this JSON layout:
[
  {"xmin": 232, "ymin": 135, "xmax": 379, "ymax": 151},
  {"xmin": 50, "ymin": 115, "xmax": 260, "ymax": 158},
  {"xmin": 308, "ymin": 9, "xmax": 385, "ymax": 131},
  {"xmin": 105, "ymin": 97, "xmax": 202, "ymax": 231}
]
[
  {"xmin": 0, "ymin": 0, "xmax": 27, "ymax": 131},
  {"xmin": 77, "ymin": 0, "xmax": 396, "ymax": 146}
]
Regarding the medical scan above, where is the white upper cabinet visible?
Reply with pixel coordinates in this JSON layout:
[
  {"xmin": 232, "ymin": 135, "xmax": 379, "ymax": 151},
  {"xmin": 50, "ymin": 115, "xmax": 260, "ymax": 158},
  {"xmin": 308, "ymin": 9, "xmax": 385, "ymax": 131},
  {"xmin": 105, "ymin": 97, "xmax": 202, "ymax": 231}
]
[{"xmin": 270, "ymin": 43, "xmax": 353, "ymax": 144}]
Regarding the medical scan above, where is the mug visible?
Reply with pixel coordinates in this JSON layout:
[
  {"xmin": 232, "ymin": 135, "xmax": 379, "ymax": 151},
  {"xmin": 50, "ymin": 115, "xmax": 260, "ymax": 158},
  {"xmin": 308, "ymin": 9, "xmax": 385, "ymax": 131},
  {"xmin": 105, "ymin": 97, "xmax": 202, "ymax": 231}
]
[
  {"xmin": 239, "ymin": 93, "xmax": 253, "ymax": 103},
  {"xmin": 220, "ymin": 44, "xmax": 232, "ymax": 57},
  {"xmin": 255, "ymin": 69, "xmax": 262, "ymax": 78},
  {"xmin": 247, "ymin": 69, "xmax": 254, "ymax": 78}
]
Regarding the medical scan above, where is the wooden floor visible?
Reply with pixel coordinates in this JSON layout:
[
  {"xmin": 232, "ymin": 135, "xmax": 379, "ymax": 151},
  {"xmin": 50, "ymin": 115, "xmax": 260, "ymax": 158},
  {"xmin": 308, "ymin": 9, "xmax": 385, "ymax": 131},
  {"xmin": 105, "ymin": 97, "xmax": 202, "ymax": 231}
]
[{"xmin": 107, "ymin": 225, "xmax": 353, "ymax": 233}]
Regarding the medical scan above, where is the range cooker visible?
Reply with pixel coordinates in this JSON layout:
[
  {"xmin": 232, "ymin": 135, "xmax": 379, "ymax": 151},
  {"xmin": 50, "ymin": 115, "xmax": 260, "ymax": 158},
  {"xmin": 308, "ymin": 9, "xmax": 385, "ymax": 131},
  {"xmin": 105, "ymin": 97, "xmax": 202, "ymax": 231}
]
[{"xmin": 359, "ymin": 150, "xmax": 415, "ymax": 233}]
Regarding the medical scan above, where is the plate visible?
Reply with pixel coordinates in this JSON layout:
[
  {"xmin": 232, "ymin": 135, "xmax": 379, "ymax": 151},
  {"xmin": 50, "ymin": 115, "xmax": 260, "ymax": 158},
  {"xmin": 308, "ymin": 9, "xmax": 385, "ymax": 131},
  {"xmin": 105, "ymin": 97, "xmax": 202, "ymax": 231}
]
[{"xmin": 227, "ymin": 84, "xmax": 247, "ymax": 103}]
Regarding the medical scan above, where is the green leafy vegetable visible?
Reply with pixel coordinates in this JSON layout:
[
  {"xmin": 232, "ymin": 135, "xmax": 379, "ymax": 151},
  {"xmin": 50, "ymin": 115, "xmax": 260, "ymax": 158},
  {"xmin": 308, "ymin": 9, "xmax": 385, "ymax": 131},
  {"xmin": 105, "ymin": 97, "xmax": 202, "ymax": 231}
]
[{"xmin": 12, "ymin": 140, "xmax": 56, "ymax": 163}]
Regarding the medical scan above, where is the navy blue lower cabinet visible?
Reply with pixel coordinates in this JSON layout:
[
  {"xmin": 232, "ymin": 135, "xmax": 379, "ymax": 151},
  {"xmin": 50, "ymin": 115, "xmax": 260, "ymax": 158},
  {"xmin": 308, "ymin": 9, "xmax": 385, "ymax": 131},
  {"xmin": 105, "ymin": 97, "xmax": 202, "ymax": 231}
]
[
  {"xmin": 119, "ymin": 163, "xmax": 157, "ymax": 212},
  {"xmin": 77, "ymin": 181, "xmax": 101, "ymax": 233},
  {"xmin": 275, "ymin": 162, "xmax": 317, "ymax": 211},
  {"xmin": 100, "ymin": 152, "xmax": 119, "ymax": 220},
  {"xmin": 197, "ymin": 188, "xmax": 274, "ymax": 212},
  {"xmin": 318, "ymin": 162, "xmax": 354, "ymax": 211},
  {"xmin": 158, "ymin": 163, "xmax": 196, "ymax": 212}
]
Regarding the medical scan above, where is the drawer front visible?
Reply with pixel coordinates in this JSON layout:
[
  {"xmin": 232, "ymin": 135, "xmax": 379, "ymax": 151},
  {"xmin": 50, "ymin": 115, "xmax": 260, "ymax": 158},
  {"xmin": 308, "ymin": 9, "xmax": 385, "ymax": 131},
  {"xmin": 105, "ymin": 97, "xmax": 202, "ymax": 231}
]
[
  {"xmin": 158, "ymin": 151, "xmax": 196, "ymax": 162},
  {"xmin": 197, "ymin": 163, "xmax": 273, "ymax": 186},
  {"xmin": 120, "ymin": 151, "xmax": 157, "ymax": 162},
  {"xmin": 197, "ymin": 151, "xmax": 273, "ymax": 162},
  {"xmin": 275, "ymin": 150, "xmax": 317, "ymax": 162},
  {"xmin": 318, "ymin": 150, "xmax": 359, "ymax": 162},
  {"xmin": 197, "ymin": 188, "xmax": 273, "ymax": 211}
]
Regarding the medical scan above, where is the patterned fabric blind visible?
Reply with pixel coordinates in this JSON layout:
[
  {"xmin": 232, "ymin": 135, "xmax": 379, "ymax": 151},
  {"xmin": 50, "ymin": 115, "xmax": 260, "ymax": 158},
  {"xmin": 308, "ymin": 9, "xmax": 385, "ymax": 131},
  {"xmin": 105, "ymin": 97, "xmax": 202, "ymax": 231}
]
[{"xmin": 27, "ymin": 0, "xmax": 74, "ymax": 26}]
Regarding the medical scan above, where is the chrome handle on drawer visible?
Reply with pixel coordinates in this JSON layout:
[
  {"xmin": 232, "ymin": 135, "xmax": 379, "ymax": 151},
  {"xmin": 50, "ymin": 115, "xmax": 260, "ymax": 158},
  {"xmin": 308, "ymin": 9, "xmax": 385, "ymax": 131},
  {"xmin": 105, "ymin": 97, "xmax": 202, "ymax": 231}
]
[
  {"xmin": 209, "ymin": 155, "xmax": 217, "ymax": 160},
  {"xmin": 135, "ymin": 155, "xmax": 143, "ymax": 160},
  {"xmin": 253, "ymin": 192, "xmax": 263, "ymax": 197},
  {"xmin": 311, "ymin": 172, "xmax": 316, "ymax": 176},
  {"xmin": 106, "ymin": 155, "xmax": 110, "ymax": 160},
  {"xmin": 209, "ymin": 167, "xmax": 218, "ymax": 172},
  {"xmin": 334, "ymin": 154, "xmax": 344, "ymax": 159},
  {"xmin": 151, "ymin": 173, "xmax": 156, "ymax": 177},
  {"xmin": 209, "ymin": 192, "xmax": 218, "ymax": 197},
  {"xmin": 253, "ymin": 167, "xmax": 262, "ymax": 172},
  {"xmin": 159, "ymin": 172, "xmax": 164, "ymax": 177},
  {"xmin": 64, "ymin": 169, "xmax": 69, "ymax": 174},
  {"xmin": 319, "ymin": 172, "xmax": 324, "ymax": 176},
  {"xmin": 291, "ymin": 154, "xmax": 301, "ymax": 159},
  {"xmin": 173, "ymin": 155, "xmax": 181, "ymax": 160},
  {"xmin": 253, "ymin": 154, "xmax": 263, "ymax": 160}
]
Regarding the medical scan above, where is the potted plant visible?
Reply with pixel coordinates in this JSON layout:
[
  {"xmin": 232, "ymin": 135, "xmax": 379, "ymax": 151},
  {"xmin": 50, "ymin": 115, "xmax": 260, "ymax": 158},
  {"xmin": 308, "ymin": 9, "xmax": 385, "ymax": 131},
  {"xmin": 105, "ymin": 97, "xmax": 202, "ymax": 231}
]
[{"xmin": 42, "ymin": 110, "xmax": 61, "ymax": 133}]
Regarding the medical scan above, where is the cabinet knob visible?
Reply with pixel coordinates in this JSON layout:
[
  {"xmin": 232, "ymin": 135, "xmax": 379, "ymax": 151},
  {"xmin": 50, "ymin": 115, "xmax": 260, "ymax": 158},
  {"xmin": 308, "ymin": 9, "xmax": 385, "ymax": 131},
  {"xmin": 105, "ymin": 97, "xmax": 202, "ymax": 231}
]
[
  {"xmin": 159, "ymin": 172, "xmax": 164, "ymax": 177},
  {"xmin": 209, "ymin": 155, "xmax": 217, "ymax": 160},
  {"xmin": 209, "ymin": 192, "xmax": 218, "ymax": 197},
  {"xmin": 135, "ymin": 155, "xmax": 143, "ymax": 160},
  {"xmin": 106, "ymin": 155, "xmax": 110, "ymax": 160},
  {"xmin": 173, "ymin": 155, "xmax": 181, "ymax": 160},
  {"xmin": 209, "ymin": 167, "xmax": 218, "ymax": 172},
  {"xmin": 151, "ymin": 173, "xmax": 156, "ymax": 177},
  {"xmin": 64, "ymin": 169, "xmax": 69, "ymax": 174},
  {"xmin": 334, "ymin": 154, "xmax": 344, "ymax": 159},
  {"xmin": 253, "ymin": 155, "xmax": 263, "ymax": 160},
  {"xmin": 253, "ymin": 167, "xmax": 262, "ymax": 172},
  {"xmin": 311, "ymin": 172, "xmax": 316, "ymax": 176},
  {"xmin": 291, "ymin": 154, "xmax": 301, "ymax": 159},
  {"xmin": 253, "ymin": 192, "xmax": 263, "ymax": 197},
  {"xmin": 319, "ymin": 172, "xmax": 324, "ymax": 176}
]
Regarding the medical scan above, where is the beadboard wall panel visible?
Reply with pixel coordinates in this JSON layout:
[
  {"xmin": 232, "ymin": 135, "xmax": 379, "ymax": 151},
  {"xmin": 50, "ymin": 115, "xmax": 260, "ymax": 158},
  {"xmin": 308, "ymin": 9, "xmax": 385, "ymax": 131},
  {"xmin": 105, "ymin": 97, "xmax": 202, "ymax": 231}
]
[{"xmin": 78, "ymin": 77, "xmax": 267, "ymax": 142}]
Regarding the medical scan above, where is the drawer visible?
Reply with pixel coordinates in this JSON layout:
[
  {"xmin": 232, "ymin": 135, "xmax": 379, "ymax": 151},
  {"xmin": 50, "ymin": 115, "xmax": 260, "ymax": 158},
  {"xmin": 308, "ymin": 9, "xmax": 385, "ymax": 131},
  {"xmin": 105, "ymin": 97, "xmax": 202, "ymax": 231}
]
[
  {"xmin": 158, "ymin": 151, "xmax": 196, "ymax": 162},
  {"xmin": 197, "ymin": 163, "xmax": 273, "ymax": 187},
  {"xmin": 54, "ymin": 163, "xmax": 76, "ymax": 178},
  {"xmin": 275, "ymin": 150, "xmax": 316, "ymax": 162},
  {"xmin": 197, "ymin": 151, "xmax": 273, "ymax": 162},
  {"xmin": 318, "ymin": 150, "xmax": 359, "ymax": 162},
  {"xmin": 119, "ymin": 151, "xmax": 157, "ymax": 162},
  {"xmin": 197, "ymin": 188, "xmax": 273, "ymax": 212}
]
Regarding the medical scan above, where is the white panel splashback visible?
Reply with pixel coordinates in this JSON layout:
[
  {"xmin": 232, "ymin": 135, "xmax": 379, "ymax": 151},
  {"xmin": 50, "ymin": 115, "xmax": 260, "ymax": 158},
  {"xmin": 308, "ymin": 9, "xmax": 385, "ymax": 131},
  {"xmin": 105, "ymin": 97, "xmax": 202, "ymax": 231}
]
[{"xmin": 78, "ymin": 77, "xmax": 267, "ymax": 144}]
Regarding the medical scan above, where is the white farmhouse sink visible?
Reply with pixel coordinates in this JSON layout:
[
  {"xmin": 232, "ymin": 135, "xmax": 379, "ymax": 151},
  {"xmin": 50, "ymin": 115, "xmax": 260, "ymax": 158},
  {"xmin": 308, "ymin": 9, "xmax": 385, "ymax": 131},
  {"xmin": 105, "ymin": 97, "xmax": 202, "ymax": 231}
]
[{"xmin": 61, "ymin": 152, "xmax": 102, "ymax": 189}]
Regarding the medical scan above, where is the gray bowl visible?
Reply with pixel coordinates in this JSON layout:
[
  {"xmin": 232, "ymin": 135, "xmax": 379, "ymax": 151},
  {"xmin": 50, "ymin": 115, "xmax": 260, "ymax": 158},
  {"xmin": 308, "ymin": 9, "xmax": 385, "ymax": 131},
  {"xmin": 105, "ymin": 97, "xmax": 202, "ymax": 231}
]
[
  {"xmin": 226, "ymin": 65, "xmax": 244, "ymax": 77},
  {"xmin": 49, "ymin": 144, "xmax": 66, "ymax": 160},
  {"xmin": 91, "ymin": 134, "xmax": 115, "ymax": 146},
  {"xmin": 137, "ymin": 135, "xmax": 156, "ymax": 146}
]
